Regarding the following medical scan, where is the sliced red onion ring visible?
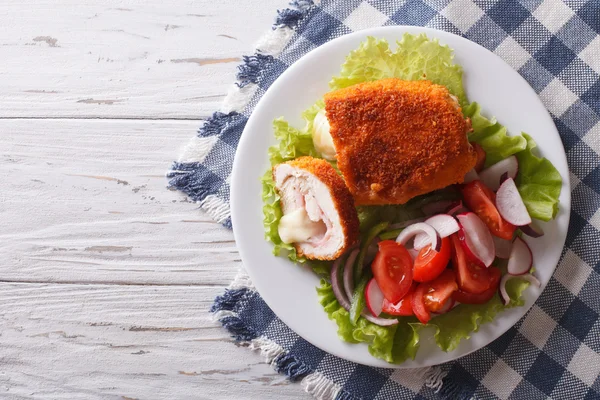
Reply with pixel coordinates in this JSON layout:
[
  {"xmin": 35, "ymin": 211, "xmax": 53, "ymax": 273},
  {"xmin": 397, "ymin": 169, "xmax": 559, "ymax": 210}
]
[
  {"xmin": 507, "ymin": 237, "xmax": 533, "ymax": 275},
  {"xmin": 396, "ymin": 222, "xmax": 441, "ymax": 252},
  {"xmin": 479, "ymin": 155, "xmax": 519, "ymax": 191},
  {"xmin": 493, "ymin": 236, "xmax": 512, "ymax": 259},
  {"xmin": 496, "ymin": 178, "xmax": 532, "ymax": 226},
  {"xmin": 521, "ymin": 221, "xmax": 544, "ymax": 238},
  {"xmin": 499, "ymin": 273, "xmax": 541, "ymax": 305},
  {"xmin": 421, "ymin": 200, "xmax": 455, "ymax": 216},
  {"xmin": 388, "ymin": 217, "xmax": 426, "ymax": 230},
  {"xmin": 456, "ymin": 212, "xmax": 496, "ymax": 267},
  {"xmin": 413, "ymin": 214, "xmax": 460, "ymax": 250},
  {"xmin": 330, "ymin": 257, "xmax": 350, "ymax": 310},
  {"xmin": 408, "ymin": 248, "xmax": 419, "ymax": 260},
  {"xmin": 365, "ymin": 278, "xmax": 384, "ymax": 317},
  {"xmin": 343, "ymin": 249, "xmax": 359, "ymax": 301}
]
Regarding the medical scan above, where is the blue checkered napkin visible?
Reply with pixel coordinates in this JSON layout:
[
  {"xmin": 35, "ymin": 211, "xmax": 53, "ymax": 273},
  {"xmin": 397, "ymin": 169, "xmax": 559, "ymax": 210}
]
[{"xmin": 170, "ymin": 1, "xmax": 600, "ymax": 399}]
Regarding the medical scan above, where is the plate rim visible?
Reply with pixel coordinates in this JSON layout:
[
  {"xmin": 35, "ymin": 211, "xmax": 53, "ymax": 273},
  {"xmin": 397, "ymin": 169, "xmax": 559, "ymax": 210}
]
[{"xmin": 230, "ymin": 25, "xmax": 571, "ymax": 368}]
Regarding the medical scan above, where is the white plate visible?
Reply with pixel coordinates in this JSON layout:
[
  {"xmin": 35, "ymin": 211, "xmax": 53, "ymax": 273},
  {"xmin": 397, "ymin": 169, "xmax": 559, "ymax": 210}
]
[{"xmin": 231, "ymin": 26, "xmax": 571, "ymax": 368}]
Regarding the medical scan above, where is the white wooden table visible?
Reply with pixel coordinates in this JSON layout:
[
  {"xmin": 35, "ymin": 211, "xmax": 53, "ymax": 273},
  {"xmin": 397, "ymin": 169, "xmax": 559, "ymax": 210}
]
[{"xmin": 1, "ymin": 1, "xmax": 311, "ymax": 398}]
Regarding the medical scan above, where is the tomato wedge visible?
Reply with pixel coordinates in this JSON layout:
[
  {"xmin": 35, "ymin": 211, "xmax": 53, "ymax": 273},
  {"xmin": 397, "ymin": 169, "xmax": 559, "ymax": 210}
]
[
  {"xmin": 453, "ymin": 268, "xmax": 501, "ymax": 304},
  {"xmin": 472, "ymin": 143, "xmax": 486, "ymax": 172},
  {"xmin": 412, "ymin": 269, "xmax": 458, "ymax": 323},
  {"xmin": 412, "ymin": 283, "xmax": 431, "ymax": 324},
  {"xmin": 461, "ymin": 180, "xmax": 516, "ymax": 240},
  {"xmin": 372, "ymin": 240, "xmax": 414, "ymax": 304},
  {"xmin": 423, "ymin": 269, "xmax": 458, "ymax": 312},
  {"xmin": 450, "ymin": 234, "xmax": 498, "ymax": 294},
  {"xmin": 382, "ymin": 282, "xmax": 417, "ymax": 316},
  {"xmin": 413, "ymin": 237, "xmax": 451, "ymax": 282}
]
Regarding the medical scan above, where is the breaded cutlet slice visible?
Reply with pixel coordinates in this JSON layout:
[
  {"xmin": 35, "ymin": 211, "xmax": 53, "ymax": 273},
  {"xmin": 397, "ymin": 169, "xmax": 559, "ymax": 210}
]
[
  {"xmin": 324, "ymin": 78, "xmax": 476, "ymax": 205},
  {"xmin": 273, "ymin": 156, "xmax": 359, "ymax": 260}
]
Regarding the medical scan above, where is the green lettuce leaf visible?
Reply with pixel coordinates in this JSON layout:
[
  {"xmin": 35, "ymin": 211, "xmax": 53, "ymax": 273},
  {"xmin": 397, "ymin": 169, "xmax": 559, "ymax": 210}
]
[
  {"xmin": 463, "ymin": 102, "xmax": 527, "ymax": 166},
  {"xmin": 317, "ymin": 277, "xmax": 530, "ymax": 362},
  {"xmin": 330, "ymin": 34, "xmax": 467, "ymax": 105},
  {"xmin": 515, "ymin": 134, "xmax": 563, "ymax": 221}
]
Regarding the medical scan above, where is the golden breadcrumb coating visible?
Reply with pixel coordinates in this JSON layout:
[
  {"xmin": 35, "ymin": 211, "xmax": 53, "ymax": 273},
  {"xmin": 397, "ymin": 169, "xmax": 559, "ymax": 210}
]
[
  {"xmin": 324, "ymin": 78, "xmax": 476, "ymax": 205},
  {"xmin": 274, "ymin": 156, "xmax": 359, "ymax": 260}
]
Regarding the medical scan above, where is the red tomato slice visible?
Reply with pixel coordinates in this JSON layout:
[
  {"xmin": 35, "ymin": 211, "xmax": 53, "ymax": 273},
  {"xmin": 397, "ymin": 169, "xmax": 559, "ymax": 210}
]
[
  {"xmin": 423, "ymin": 269, "xmax": 458, "ymax": 312},
  {"xmin": 372, "ymin": 240, "xmax": 414, "ymax": 304},
  {"xmin": 412, "ymin": 283, "xmax": 431, "ymax": 324},
  {"xmin": 453, "ymin": 268, "xmax": 501, "ymax": 304},
  {"xmin": 413, "ymin": 237, "xmax": 451, "ymax": 282},
  {"xmin": 461, "ymin": 180, "xmax": 516, "ymax": 240},
  {"xmin": 382, "ymin": 282, "xmax": 417, "ymax": 316},
  {"xmin": 450, "ymin": 234, "xmax": 498, "ymax": 294},
  {"xmin": 472, "ymin": 143, "xmax": 486, "ymax": 172}
]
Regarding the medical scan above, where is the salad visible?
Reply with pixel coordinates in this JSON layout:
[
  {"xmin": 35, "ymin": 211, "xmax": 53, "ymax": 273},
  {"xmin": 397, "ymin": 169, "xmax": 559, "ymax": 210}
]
[{"xmin": 261, "ymin": 34, "xmax": 562, "ymax": 364}]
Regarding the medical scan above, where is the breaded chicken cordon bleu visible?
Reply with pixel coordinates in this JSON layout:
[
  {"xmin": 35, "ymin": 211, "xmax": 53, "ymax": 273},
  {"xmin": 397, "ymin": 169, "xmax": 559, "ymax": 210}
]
[
  {"xmin": 273, "ymin": 78, "xmax": 476, "ymax": 260},
  {"xmin": 274, "ymin": 157, "xmax": 360, "ymax": 260}
]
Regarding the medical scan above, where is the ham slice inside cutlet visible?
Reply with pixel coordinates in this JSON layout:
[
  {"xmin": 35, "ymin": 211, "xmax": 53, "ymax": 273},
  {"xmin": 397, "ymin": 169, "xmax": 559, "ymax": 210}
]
[{"xmin": 324, "ymin": 78, "xmax": 477, "ymax": 206}]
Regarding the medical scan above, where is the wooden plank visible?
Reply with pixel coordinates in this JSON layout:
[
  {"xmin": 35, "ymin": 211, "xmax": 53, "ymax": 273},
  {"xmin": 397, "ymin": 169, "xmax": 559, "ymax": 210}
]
[
  {"xmin": 0, "ymin": 282, "xmax": 309, "ymax": 399},
  {"xmin": 0, "ymin": 119, "xmax": 242, "ymax": 285},
  {"xmin": 0, "ymin": 0, "xmax": 288, "ymax": 119}
]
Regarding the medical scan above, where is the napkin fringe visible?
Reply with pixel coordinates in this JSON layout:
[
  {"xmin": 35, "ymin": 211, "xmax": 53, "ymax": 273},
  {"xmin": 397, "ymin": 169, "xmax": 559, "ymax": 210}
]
[{"xmin": 166, "ymin": 1, "xmax": 315, "ymax": 224}]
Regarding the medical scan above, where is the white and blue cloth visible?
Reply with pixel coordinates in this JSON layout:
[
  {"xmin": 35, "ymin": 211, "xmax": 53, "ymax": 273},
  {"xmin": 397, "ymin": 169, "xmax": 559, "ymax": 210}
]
[{"xmin": 168, "ymin": 1, "xmax": 600, "ymax": 398}]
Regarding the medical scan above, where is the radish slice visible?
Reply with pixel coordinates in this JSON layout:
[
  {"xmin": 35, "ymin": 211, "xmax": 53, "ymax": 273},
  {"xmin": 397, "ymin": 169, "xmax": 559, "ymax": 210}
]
[
  {"xmin": 422, "ymin": 200, "xmax": 455, "ymax": 216},
  {"xmin": 456, "ymin": 212, "xmax": 496, "ymax": 267},
  {"xmin": 496, "ymin": 178, "xmax": 532, "ymax": 226},
  {"xmin": 365, "ymin": 278, "xmax": 384, "ymax": 317},
  {"xmin": 507, "ymin": 237, "xmax": 533, "ymax": 275},
  {"xmin": 493, "ymin": 236, "xmax": 512, "ymax": 259},
  {"xmin": 433, "ymin": 298, "xmax": 456, "ymax": 315},
  {"xmin": 388, "ymin": 217, "xmax": 426, "ymax": 230},
  {"xmin": 479, "ymin": 156, "xmax": 519, "ymax": 191},
  {"xmin": 343, "ymin": 249, "xmax": 359, "ymax": 301},
  {"xmin": 446, "ymin": 200, "xmax": 467, "ymax": 216},
  {"xmin": 413, "ymin": 214, "xmax": 460, "ymax": 250},
  {"xmin": 330, "ymin": 257, "xmax": 350, "ymax": 310},
  {"xmin": 521, "ymin": 221, "xmax": 544, "ymax": 238},
  {"xmin": 396, "ymin": 222, "xmax": 441, "ymax": 252},
  {"xmin": 499, "ymin": 273, "xmax": 541, "ymax": 305},
  {"xmin": 463, "ymin": 169, "xmax": 479, "ymax": 183},
  {"xmin": 362, "ymin": 312, "xmax": 399, "ymax": 326}
]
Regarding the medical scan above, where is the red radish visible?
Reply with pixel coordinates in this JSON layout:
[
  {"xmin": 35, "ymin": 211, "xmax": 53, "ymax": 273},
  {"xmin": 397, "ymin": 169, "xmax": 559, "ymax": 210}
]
[
  {"xmin": 496, "ymin": 178, "xmax": 532, "ymax": 226},
  {"xmin": 463, "ymin": 169, "xmax": 479, "ymax": 183},
  {"xmin": 479, "ymin": 156, "xmax": 519, "ymax": 191},
  {"xmin": 507, "ymin": 237, "xmax": 533, "ymax": 275},
  {"xmin": 365, "ymin": 278, "xmax": 385, "ymax": 317},
  {"xmin": 433, "ymin": 298, "xmax": 456, "ymax": 314},
  {"xmin": 493, "ymin": 236, "xmax": 512, "ymax": 259},
  {"xmin": 499, "ymin": 273, "xmax": 541, "ymax": 305},
  {"xmin": 456, "ymin": 212, "xmax": 496, "ymax": 268},
  {"xmin": 446, "ymin": 200, "xmax": 467, "ymax": 216},
  {"xmin": 330, "ymin": 257, "xmax": 349, "ymax": 309},
  {"xmin": 413, "ymin": 214, "xmax": 460, "ymax": 250},
  {"xmin": 396, "ymin": 222, "xmax": 441, "ymax": 252},
  {"xmin": 521, "ymin": 221, "xmax": 544, "ymax": 238},
  {"xmin": 343, "ymin": 249, "xmax": 359, "ymax": 300},
  {"xmin": 422, "ymin": 200, "xmax": 455, "ymax": 216}
]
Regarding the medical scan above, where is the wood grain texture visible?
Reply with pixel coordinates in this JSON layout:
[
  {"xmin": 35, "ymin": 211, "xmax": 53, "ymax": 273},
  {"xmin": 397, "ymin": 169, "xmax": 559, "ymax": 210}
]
[
  {"xmin": 0, "ymin": 0, "xmax": 284, "ymax": 119},
  {"xmin": 1, "ymin": 0, "xmax": 312, "ymax": 398}
]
